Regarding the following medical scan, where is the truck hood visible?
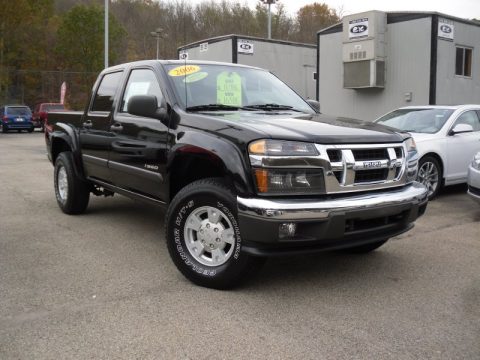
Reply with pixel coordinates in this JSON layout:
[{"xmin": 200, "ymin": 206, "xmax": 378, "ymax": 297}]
[{"xmin": 192, "ymin": 111, "xmax": 405, "ymax": 144}]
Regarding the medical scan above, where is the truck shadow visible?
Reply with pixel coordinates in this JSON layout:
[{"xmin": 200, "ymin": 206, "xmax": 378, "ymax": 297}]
[{"xmin": 244, "ymin": 248, "xmax": 408, "ymax": 291}]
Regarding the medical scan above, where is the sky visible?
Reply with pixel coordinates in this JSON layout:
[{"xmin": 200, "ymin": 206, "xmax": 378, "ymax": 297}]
[{"xmin": 187, "ymin": 0, "xmax": 480, "ymax": 20}]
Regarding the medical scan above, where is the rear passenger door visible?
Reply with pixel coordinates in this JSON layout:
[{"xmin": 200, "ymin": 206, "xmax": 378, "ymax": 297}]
[
  {"xmin": 80, "ymin": 71, "xmax": 123, "ymax": 183},
  {"xmin": 108, "ymin": 67, "xmax": 170, "ymax": 201}
]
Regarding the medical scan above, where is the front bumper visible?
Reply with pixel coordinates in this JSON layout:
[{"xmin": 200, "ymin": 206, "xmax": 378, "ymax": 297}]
[
  {"xmin": 467, "ymin": 165, "xmax": 480, "ymax": 204},
  {"xmin": 237, "ymin": 182, "xmax": 428, "ymax": 256}
]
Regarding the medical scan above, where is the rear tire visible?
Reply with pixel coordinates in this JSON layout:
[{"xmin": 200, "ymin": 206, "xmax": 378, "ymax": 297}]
[
  {"xmin": 166, "ymin": 178, "xmax": 265, "ymax": 289},
  {"xmin": 28, "ymin": 127, "xmax": 34, "ymax": 133},
  {"xmin": 340, "ymin": 239, "xmax": 388, "ymax": 254},
  {"xmin": 54, "ymin": 152, "xmax": 90, "ymax": 214}
]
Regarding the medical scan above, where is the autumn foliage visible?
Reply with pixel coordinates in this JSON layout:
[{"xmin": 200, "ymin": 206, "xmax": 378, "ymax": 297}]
[{"xmin": 0, "ymin": 0, "xmax": 339, "ymax": 108}]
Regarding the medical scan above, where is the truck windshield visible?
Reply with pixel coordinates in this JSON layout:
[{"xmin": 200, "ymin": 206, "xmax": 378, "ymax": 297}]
[
  {"xmin": 7, "ymin": 107, "xmax": 31, "ymax": 116},
  {"xmin": 376, "ymin": 108, "xmax": 454, "ymax": 134},
  {"xmin": 164, "ymin": 63, "xmax": 314, "ymax": 114}
]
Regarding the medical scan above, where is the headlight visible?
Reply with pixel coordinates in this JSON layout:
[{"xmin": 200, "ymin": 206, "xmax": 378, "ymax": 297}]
[
  {"xmin": 249, "ymin": 139, "xmax": 318, "ymax": 156},
  {"xmin": 472, "ymin": 153, "xmax": 480, "ymax": 170},
  {"xmin": 404, "ymin": 137, "xmax": 416, "ymax": 153},
  {"xmin": 249, "ymin": 139, "xmax": 324, "ymax": 195},
  {"xmin": 253, "ymin": 168, "xmax": 325, "ymax": 195}
]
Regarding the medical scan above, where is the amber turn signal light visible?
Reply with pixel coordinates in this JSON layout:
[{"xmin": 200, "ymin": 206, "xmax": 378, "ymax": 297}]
[{"xmin": 254, "ymin": 169, "xmax": 269, "ymax": 193}]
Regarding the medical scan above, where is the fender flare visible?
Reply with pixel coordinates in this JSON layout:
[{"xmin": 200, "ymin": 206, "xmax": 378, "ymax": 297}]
[
  {"xmin": 168, "ymin": 131, "xmax": 254, "ymax": 197},
  {"xmin": 50, "ymin": 123, "xmax": 85, "ymax": 179}
]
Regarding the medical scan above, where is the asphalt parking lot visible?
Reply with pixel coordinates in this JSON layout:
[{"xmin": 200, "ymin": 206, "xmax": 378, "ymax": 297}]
[{"xmin": 0, "ymin": 131, "xmax": 479, "ymax": 359}]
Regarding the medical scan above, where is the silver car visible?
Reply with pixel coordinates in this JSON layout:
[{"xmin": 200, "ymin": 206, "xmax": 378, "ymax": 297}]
[{"xmin": 467, "ymin": 152, "xmax": 480, "ymax": 203}]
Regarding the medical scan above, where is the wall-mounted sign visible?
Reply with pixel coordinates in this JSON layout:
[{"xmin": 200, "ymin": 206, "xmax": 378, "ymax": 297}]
[
  {"xmin": 179, "ymin": 50, "xmax": 188, "ymax": 60},
  {"xmin": 199, "ymin": 42, "xmax": 208, "ymax": 52},
  {"xmin": 238, "ymin": 39, "xmax": 254, "ymax": 55},
  {"xmin": 349, "ymin": 18, "xmax": 369, "ymax": 40},
  {"xmin": 438, "ymin": 18, "xmax": 454, "ymax": 40}
]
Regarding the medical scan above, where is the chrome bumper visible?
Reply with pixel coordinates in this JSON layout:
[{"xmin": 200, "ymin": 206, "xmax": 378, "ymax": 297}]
[{"xmin": 238, "ymin": 182, "xmax": 428, "ymax": 220}]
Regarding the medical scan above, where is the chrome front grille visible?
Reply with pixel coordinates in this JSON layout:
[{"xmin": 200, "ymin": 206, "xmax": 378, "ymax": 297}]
[{"xmin": 317, "ymin": 143, "xmax": 408, "ymax": 193}]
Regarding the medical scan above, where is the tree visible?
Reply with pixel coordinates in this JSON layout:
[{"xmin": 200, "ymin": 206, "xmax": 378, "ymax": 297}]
[
  {"xmin": 293, "ymin": 2, "xmax": 340, "ymax": 43},
  {"xmin": 56, "ymin": 4, "xmax": 125, "ymax": 72},
  {"xmin": 56, "ymin": 4, "xmax": 125, "ymax": 107}
]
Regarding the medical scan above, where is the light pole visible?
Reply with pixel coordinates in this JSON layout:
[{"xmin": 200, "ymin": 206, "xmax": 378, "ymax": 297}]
[
  {"xmin": 261, "ymin": 0, "xmax": 277, "ymax": 39},
  {"xmin": 150, "ymin": 28, "xmax": 164, "ymax": 59},
  {"xmin": 104, "ymin": 0, "xmax": 109, "ymax": 68}
]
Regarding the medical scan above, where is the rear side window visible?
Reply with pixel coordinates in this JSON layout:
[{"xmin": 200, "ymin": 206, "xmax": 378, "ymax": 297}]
[{"xmin": 91, "ymin": 71, "xmax": 123, "ymax": 112}]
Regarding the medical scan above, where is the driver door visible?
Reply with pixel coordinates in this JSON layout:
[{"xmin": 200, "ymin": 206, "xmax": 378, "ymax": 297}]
[{"xmin": 108, "ymin": 67, "xmax": 170, "ymax": 202}]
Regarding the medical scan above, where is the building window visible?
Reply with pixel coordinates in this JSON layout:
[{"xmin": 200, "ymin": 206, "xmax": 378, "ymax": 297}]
[{"xmin": 455, "ymin": 46, "xmax": 472, "ymax": 77}]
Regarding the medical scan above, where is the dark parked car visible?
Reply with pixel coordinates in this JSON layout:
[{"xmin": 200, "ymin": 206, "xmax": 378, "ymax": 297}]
[
  {"xmin": 32, "ymin": 103, "xmax": 65, "ymax": 131},
  {"xmin": 1, "ymin": 105, "xmax": 34, "ymax": 133}
]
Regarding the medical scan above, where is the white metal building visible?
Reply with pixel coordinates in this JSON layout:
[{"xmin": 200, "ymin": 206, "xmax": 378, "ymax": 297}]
[
  {"xmin": 317, "ymin": 11, "xmax": 480, "ymax": 120},
  {"xmin": 178, "ymin": 35, "xmax": 317, "ymax": 99}
]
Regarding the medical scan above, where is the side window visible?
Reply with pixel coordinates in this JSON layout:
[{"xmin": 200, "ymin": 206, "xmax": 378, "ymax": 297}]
[
  {"xmin": 455, "ymin": 46, "xmax": 473, "ymax": 77},
  {"xmin": 121, "ymin": 69, "xmax": 164, "ymax": 112},
  {"xmin": 454, "ymin": 111, "xmax": 480, "ymax": 131},
  {"xmin": 91, "ymin": 71, "xmax": 123, "ymax": 112}
]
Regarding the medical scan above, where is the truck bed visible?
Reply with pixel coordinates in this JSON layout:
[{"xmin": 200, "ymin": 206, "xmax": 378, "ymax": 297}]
[{"xmin": 47, "ymin": 111, "xmax": 83, "ymax": 128}]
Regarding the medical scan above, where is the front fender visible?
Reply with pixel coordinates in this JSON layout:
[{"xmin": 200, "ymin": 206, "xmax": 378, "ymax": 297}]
[{"xmin": 168, "ymin": 130, "xmax": 254, "ymax": 197}]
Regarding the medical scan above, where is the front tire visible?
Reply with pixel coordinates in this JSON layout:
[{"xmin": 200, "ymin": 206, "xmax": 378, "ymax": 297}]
[
  {"xmin": 1, "ymin": 125, "xmax": 7, "ymax": 133},
  {"xmin": 166, "ymin": 178, "xmax": 265, "ymax": 289},
  {"xmin": 54, "ymin": 152, "xmax": 90, "ymax": 214},
  {"xmin": 417, "ymin": 155, "xmax": 442, "ymax": 199}
]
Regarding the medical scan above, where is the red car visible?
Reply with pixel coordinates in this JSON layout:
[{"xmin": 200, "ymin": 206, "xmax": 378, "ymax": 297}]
[{"xmin": 32, "ymin": 103, "xmax": 65, "ymax": 131}]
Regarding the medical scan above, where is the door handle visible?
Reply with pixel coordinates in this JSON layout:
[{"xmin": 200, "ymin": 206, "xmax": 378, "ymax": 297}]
[
  {"xmin": 82, "ymin": 120, "xmax": 92, "ymax": 129},
  {"xmin": 110, "ymin": 123, "xmax": 123, "ymax": 132}
]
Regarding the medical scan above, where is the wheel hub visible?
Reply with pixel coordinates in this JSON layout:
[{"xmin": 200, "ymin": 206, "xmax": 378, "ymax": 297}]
[
  {"xmin": 197, "ymin": 220, "xmax": 225, "ymax": 251},
  {"xmin": 183, "ymin": 206, "xmax": 235, "ymax": 267},
  {"xmin": 57, "ymin": 166, "xmax": 68, "ymax": 202}
]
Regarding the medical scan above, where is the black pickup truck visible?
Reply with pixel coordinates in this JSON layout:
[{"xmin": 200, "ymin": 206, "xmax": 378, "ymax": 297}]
[{"xmin": 46, "ymin": 60, "xmax": 428, "ymax": 289}]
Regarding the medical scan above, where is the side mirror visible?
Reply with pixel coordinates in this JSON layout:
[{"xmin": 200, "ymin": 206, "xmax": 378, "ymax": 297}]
[
  {"xmin": 127, "ymin": 95, "xmax": 168, "ymax": 122},
  {"xmin": 306, "ymin": 99, "xmax": 320, "ymax": 113},
  {"xmin": 450, "ymin": 123, "xmax": 474, "ymax": 135}
]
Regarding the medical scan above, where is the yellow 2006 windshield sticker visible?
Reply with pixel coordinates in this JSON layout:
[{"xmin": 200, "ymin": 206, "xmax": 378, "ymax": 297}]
[
  {"xmin": 168, "ymin": 65, "xmax": 200, "ymax": 77},
  {"xmin": 216, "ymin": 72, "xmax": 242, "ymax": 106}
]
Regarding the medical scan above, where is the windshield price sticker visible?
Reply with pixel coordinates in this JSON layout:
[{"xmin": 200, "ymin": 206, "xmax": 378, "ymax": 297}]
[
  {"xmin": 168, "ymin": 65, "xmax": 200, "ymax": 77},
  {"xmin": 217, "ymin": 72, "xmax": 242, "ymax": 106},
  {"xmin": 349, "ymin": 18, "xmax": 369, "ymax": 40}
]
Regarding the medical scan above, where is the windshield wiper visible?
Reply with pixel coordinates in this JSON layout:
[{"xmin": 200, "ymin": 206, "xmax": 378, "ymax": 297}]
[
  {"xmin": 242, "ymin": 104, "xmax": 302, "ymax": 112},
  {"xmin": 186, "ymin": 104, "xmax": 242, "ymax": 111}
]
